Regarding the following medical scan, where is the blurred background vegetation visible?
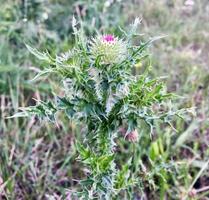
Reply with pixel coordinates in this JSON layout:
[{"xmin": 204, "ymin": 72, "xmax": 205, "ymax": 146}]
[{"xmin": 0, "ymin": 0, "xmax": 209, "ymax": 199}]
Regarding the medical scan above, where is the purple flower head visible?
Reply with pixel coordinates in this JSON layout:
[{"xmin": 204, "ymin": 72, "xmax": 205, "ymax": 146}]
[
  {"xmin": 102, "ymin": 34, "xmax": 115, "ymax": 43},
  {"xmin": 90, "ymin": 34, "xmax": 127, "ymax": 64}
]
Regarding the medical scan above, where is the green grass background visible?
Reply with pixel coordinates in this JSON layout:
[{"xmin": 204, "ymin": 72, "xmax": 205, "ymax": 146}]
[{"xmin": 0, "ymin": 0, "xmax": 209, "ymax": 199}]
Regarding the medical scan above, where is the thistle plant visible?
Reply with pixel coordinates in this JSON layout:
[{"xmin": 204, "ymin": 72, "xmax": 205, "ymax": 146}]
[{"xmin": 16, "ymin": 18, "xmax": 185, "ymax": 199}]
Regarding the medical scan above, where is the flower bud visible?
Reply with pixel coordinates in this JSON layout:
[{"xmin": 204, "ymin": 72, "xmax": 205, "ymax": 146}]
[
  {"xmin": 90, "ymin": 34, "xmax": 127, "ymax": 64},
  {"xmin": 126, "ymin": 129, "xmax": 139, "ymax": 142},
  {"xmin": 119, "ymin": 127, "xmax": 139, "ymax": 143}
]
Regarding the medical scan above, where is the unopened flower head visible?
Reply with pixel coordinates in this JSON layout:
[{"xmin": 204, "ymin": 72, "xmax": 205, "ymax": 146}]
[
  {"xmin": 126, "ymin": 129, "xmax": 139, "ymax": 142},
  {"xmin": 90, "ymin": 34, "xmax": 127, "ymax": 64},
  {"xmin": 119, "ymin": 127, "xmax": 139, "ymax": 143}
]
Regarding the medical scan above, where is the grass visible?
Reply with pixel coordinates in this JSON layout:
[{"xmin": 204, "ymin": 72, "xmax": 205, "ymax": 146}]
[{"xmin": 0, "ymin": 0, "xmax": 209, "ymax": 199}]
